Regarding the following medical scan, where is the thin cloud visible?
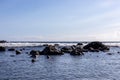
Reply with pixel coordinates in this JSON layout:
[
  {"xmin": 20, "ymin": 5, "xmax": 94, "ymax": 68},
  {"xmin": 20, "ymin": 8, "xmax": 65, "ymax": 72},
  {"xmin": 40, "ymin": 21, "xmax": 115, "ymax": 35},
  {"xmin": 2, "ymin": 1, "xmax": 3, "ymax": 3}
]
[{"xmin": 97, "ymin": 0, "xmax": 115, "ymax": 8}]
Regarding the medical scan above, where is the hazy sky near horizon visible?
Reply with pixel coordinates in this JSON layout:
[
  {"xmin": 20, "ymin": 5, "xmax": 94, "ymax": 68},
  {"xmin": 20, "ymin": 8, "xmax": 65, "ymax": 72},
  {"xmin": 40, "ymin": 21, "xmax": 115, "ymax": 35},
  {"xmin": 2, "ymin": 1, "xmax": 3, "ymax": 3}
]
[{"xmin": 0, "ymin": 0, "xmax": 120, "ymax": 41}]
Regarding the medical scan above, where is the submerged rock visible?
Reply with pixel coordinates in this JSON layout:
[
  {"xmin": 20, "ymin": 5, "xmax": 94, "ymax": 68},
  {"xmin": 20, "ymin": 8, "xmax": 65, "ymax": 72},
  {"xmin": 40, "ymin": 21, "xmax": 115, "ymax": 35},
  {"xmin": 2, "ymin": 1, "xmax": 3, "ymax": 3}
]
[
  {"xmin": 31, "ymin": 59, "xmax": 36, "ymax": 63},
  {"xmin": 107, "ymin": 53, "xmax": 113, "ymax": 55},
  {"xmin": 8, "ymin": 48, "xmax": 15, "ymax": 51},
  {"xmin": 41, "ymin": 45, "xmax": 63, "ymax": 55},
  {"xmin": 0, "ymin": 46, "xmax": 5, "ymax": 51},
  {"xmin": 20, "ymin": 49, "xmax": 23, "ymax": 51},
  {"xmin": 10, "ymin": 55, "xmax": 15, "ymax": 57},
  {"xmin": 118, "ymin": 52, "xmax": 120, "ymax": 54},
  {"xmin": 83, "ymin": 41, "xmax": 109, "ymax": 52}
]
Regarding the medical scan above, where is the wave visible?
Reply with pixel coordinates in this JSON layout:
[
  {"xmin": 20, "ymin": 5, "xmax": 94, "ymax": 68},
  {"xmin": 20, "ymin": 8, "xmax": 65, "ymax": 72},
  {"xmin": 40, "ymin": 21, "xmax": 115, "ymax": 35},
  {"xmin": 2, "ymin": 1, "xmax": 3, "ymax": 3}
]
[{"xmin": 0, "ymin": 41, "xmax": 120, "ymax": 47}]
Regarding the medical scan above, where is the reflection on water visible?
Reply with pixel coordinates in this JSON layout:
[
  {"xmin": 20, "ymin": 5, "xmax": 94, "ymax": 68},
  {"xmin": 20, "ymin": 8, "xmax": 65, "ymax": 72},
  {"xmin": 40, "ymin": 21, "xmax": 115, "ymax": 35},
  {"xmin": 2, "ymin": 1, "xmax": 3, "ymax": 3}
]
[{"xmin": 0, "ymin": 47, "xmax": 120, "ymax": 80}]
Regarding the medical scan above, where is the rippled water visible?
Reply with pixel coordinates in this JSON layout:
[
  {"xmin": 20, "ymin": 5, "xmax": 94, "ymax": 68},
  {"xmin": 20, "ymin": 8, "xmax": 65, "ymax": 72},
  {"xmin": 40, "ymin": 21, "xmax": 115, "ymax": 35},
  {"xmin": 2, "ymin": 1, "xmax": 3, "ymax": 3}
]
[{"xmin": 0, "ymin": 46, "xmax": 120, "ymax": 80}]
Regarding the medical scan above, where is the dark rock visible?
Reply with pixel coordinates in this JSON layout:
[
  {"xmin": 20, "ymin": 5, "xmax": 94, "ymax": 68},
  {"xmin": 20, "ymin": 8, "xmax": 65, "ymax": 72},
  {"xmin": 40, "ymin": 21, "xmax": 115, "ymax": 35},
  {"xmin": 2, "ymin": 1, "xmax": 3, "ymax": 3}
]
[
  {"xmin": 0, "ymin": 46, "xmax": 5, "ymax": 51},
  {"xmin": 107, "ymin": 53, "xmax": 113, "ymax": 55},
  {"xmin": 16, "ymin": 50, "xmax": 21, "ymax": 55},
  {"xmin": 41, "ymin": 45, "xmax": 63, "ymax": 55},
  {"xmin": 83, "ymin": 41, "xmax": 109, "ymax": 52},
  {"xmin": 0, "ymin": 40, "xmax": 7, "ymax": 43},
  {"xmin": 47, "ymin": 55, "xmax": 50, "ymax": 59},
  {"xmin": 70, "ymin": 46, "xmax": 84, "ymax": 55},
  {"xmin": 43, "ymin": 44, "xmax": 49, "ymax": 46},
  {"xmin": 77, "ymin": 43, "xmax": 83, "ymax": 45},
  {"xmin": 23, "ymin": 48, "xmax": 25, "ymax": 50},
  {"xmin": 82, "ymin": 49, "xmax": 89, "ymax": 52},
  {"xmin": 8, "ymin": 48, "xmax": 15, "ymax": 51},
  {"xmin": 31, "ymin": 59, "xmax": 36, "ymax": 63},
  {"xmin": 30, "ymin": 50, "xmax": 40, "ymax": 58},
  {"xmin": 20, "ymin": 49, "xmax": 22, "ymax": 51},
  {"xmin": 61, "ymin": 46, "xmax": 73, "ymax": 53},
  {"xmin": 117, "ymin": 52, "xmax": 120, "ymax": 54}
]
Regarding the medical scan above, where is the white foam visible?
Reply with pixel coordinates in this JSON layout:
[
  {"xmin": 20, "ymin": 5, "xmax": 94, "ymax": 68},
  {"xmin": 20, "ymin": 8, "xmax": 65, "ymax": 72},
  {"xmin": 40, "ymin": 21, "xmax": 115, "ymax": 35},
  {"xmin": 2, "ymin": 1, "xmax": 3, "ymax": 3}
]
[{"xmin": 0, "ymin": 42, "xmax": 120, "ymax": 47}]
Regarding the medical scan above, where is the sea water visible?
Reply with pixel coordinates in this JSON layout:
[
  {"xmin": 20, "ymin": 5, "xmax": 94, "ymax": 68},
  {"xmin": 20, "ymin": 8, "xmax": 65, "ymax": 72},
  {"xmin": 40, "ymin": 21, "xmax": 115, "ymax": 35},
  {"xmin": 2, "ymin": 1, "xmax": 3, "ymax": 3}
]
[{"xmin": 0, "ymin": 42, "xmax": 120, "ymax": 80}]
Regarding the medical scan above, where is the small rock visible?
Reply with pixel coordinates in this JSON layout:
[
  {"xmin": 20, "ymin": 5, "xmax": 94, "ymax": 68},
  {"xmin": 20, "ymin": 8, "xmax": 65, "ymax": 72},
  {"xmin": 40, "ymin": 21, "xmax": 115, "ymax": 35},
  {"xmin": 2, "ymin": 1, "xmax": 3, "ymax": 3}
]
[
  {"xmin": 16, "ymin": 50, "xmax": 21, "ymax": 55},
  {"xmin": 20, "ymin": 49, "xmax": 22, "ymax": 51},
  {"xmin": 117, "ymin": 52, "xmax": 120, "ymax": 54},
  {"xmin": 31, "ymin": 59, "xmax": 36, "ymax": 63},
  {"xmin": 0, "ymin": 46, "xmax": 5, "ymax": 51},
  {"xmin": 23, "ymin": 48, "xmax": 25, "ymax": 50},
  {"xmin": 107, "ymin": 53, "xmax": 113, "ymax": 55}
]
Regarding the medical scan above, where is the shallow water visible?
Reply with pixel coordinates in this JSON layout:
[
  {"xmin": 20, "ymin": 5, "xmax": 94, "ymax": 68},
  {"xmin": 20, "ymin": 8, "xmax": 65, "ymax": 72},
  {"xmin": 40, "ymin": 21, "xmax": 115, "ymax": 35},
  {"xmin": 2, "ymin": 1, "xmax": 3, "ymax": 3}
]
[{"xmin": 0, "ymin": 47, "xmax": 120, "ymax": 80}]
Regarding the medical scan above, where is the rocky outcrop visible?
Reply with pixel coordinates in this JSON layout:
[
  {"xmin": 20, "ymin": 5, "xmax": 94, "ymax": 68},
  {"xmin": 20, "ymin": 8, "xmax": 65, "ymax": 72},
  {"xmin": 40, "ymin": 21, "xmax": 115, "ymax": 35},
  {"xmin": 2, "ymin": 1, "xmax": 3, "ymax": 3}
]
[
  {"xmin": 0, "ymin": 46, "xmax": 5, "ymax": 51},
  {"xmin": 30, "ymin": 50, "xmax": 40, "ymax": 58},
  {"xmin": 83, "ymin": 41, "xmax": 109, "ymax": 52},
  {"xmin": 61, "ymin": 46, "xmax": 73, "ymax": 53},
  {"xmin": 41, "ymin": 45, "xmax": 63, "ymax": 55},
  {"xmin": 70, "ymin": 45, "xmax": 84, "ymax": 55}
]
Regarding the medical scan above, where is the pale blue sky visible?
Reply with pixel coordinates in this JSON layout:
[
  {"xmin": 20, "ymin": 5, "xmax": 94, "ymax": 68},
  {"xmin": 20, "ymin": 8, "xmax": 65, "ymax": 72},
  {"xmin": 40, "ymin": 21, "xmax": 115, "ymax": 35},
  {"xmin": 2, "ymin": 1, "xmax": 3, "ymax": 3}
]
[{"xmin": 0, "ymin": 0, "xmax": 120, "ymax": 41}]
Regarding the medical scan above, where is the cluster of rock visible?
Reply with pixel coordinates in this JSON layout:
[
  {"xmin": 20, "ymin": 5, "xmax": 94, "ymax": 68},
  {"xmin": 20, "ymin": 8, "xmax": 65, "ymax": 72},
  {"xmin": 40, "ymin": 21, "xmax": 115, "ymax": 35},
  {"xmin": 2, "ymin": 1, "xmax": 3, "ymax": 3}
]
[
  {"xmin": 29, "ymin": 45, "xmax": 63, "ymax": 58},
  {"xmin": 29, "ymin": 41, "xmax": 110, "ymax": 58},
  {"xmin": 0, "ymin": 41, "xmax": 111, "ymax": 63},
  {"xmin": 0, "ymin": 41, "xmax": 110, "ymax": 58}
]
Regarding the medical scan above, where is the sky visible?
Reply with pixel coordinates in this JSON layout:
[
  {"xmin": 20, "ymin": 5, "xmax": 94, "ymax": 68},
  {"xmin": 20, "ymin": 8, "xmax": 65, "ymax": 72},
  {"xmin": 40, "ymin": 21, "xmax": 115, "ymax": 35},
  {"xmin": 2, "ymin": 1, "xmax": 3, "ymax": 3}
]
[{"xmin": 0, "ymin": 0, "xmax": 120, "ymax": 41}]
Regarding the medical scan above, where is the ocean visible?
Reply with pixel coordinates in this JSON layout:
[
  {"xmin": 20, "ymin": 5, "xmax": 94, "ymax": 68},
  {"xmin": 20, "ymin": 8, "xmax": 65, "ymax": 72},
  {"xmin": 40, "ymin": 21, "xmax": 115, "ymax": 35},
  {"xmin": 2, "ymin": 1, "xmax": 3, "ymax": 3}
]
[{"xmin": 0, "ymin": 41, "xmax": 120, "ymax": 80}]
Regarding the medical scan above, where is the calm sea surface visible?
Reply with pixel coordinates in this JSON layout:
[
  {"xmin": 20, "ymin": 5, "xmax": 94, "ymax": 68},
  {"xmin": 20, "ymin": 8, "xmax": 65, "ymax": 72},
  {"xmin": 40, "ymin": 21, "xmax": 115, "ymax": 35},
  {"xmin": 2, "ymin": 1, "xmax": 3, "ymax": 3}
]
[{"xmin": 0, "ymin": 42, "xmax": 120, "ymax": 80}]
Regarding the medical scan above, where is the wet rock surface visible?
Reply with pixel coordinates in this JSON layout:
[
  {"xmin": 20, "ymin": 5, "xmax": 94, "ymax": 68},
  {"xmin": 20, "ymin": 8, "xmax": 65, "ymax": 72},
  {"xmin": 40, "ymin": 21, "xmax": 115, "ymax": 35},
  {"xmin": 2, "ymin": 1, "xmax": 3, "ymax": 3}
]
[
  {"xmin": 41, "ymin": 45, "xmax": 63, "ymax": 55},
  {"xmin": 70, "ymin": 45, "xmax": 84, "ymax": 55},
  {"xmin": 83, "ymin": 41, "xmax": 109, "ymax": 52},
  {"xmin": 0, "ymin": 46, "xmax": 5, "ymax": 51},
  {"xmin": 15, "ymin": 50, "xmax": 21, "ymax": 55},
  {"xmin": 61, "ymin": 46, "xmax": 73, "ymax": 53},
  {"xmin": 30, "ymin": 50, "xmax": 40, "ymax": 58}
]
